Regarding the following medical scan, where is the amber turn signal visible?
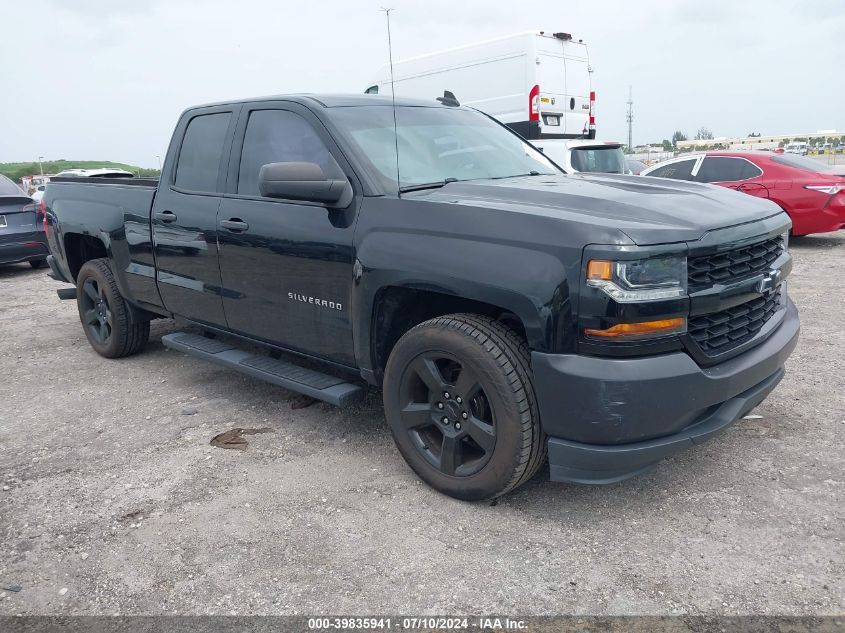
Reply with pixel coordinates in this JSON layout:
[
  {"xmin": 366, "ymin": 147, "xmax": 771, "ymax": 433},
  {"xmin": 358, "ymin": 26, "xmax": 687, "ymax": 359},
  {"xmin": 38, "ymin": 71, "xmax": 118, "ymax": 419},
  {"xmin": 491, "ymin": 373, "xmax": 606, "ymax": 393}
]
[
  {"xmin": 585, "ymin": 317, "xmax": 686, "ymax": 339},
  {"xmin": 586, "ymin": 259, "xmax": 613, "ymax": 281}
]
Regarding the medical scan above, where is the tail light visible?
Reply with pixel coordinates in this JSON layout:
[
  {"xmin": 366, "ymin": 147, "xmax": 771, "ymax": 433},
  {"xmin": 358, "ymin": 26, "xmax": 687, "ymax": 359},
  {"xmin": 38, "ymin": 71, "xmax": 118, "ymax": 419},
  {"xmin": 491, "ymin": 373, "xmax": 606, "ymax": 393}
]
[
  {"xmin": 804, "ymin": 183, "xmax": 845, "ymax": 209},
  {"xmin": 529, "ymin": 84, "xmax": 540, "ymax": 122},
  {"xmin": 804, "ymin": 184, "xmax": 844, "ymax": 195},
  {"xmin": 589, "ymin": 90, "xmax": 596, "ymax": 129}
]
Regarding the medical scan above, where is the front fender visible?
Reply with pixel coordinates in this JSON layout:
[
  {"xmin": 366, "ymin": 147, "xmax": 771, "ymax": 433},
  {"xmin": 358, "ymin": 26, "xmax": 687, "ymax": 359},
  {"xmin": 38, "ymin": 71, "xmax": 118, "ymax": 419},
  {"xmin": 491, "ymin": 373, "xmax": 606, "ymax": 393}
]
[{"xmin": 352, "ymin": 197, "xmax": 578, "ymax": 376}]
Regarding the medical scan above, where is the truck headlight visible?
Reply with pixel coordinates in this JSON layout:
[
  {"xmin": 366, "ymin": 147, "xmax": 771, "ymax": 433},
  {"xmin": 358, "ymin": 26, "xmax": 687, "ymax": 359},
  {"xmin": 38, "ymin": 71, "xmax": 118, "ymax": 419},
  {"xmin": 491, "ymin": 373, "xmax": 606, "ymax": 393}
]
[{"xmin": 586, "ymin": 255, "xmax": 687, "ymax": 302}]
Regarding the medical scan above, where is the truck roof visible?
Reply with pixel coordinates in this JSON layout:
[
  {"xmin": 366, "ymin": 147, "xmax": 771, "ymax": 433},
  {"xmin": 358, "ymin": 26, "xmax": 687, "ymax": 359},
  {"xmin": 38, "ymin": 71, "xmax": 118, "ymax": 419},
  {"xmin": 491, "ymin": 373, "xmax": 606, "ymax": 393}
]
[{"xmin": 189, "ymin": 93, "xmax": 454, "ymax": 111}]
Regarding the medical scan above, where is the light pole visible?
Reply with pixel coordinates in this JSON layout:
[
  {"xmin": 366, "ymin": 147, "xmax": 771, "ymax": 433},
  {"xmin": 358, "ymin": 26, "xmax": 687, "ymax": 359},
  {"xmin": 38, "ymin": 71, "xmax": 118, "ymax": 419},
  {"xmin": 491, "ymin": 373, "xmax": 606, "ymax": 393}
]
[
  {"xmin": 38, "ymin": 156, "xmax": 44, "ymax": 176},
  {"xmin": 155, "ymin": 155, "xmax": 161, "ymax": 171}
]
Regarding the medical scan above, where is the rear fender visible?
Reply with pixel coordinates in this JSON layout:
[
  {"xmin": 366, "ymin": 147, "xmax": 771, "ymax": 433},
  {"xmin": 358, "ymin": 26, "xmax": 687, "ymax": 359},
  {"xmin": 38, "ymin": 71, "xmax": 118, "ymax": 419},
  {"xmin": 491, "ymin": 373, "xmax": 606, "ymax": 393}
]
[{"xmin": 51, "ymin": 197, "xmax": 133, "ymax": 297}]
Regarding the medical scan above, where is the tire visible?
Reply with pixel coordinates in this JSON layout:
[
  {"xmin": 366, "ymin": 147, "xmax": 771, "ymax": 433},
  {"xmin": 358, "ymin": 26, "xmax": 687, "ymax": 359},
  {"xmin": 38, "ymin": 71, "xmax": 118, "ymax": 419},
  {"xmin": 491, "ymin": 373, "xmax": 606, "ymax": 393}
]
[
  {"xmin": 76, "ymin": 258, "xmax": 150, "ymax": 358},
  {"xmin": 383, "ymin": 314, "xmax": 546, "ymax": 501},
  {"xmin": 29, "ymin": 259, "xmax": 46, "ymax": 269}
]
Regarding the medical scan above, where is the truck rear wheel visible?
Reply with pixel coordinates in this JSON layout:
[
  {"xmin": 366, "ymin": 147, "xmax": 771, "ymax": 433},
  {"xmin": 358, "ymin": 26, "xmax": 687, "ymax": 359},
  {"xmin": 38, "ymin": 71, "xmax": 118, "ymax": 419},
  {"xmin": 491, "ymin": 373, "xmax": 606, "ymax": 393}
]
[
  {"xmin": 76, "ymin": 258, "xmax": 150, "ymax": 358},
  {"xmin": 383, "ymin": 314, "xmax": 546, "ymax": 500}
]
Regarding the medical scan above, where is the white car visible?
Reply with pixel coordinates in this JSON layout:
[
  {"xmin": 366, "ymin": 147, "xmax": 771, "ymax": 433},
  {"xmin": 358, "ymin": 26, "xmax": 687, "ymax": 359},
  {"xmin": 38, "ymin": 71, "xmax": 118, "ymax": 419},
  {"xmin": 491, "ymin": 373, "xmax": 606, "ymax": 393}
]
[
  {"xmin": 54, "ymin": 168, "xmax": 135, "ymax": 178},
  {"xmin": 534, "ymin": 139, "xmax": 629, "ymax": 174},
  {"xmin": 30, "ymin": 184, "xmax": 46, "ymax": 203}
]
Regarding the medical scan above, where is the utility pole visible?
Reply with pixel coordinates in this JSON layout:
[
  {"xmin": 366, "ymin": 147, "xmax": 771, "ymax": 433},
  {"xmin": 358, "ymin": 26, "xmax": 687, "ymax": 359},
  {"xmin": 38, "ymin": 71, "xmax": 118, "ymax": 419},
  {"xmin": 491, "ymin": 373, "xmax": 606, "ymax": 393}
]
[
  {"xmin": 626, "ymin": 86, "xmax": 633, "ymax": 152},
  {"xmin": 38, "ymin": 156, "xmax": 44, "ymax": 176},
  {"xmin": 156, "ymin": 155, "xmax": 162, "ymax": 171}
]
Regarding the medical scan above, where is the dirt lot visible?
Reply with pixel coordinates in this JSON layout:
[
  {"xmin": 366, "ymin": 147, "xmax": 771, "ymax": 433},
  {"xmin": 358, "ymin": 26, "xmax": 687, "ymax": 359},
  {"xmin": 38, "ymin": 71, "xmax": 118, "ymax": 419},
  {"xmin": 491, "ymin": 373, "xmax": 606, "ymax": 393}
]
[{"xmin": 0, "ymin": 233, "xmax": 843, "ymax": 617}]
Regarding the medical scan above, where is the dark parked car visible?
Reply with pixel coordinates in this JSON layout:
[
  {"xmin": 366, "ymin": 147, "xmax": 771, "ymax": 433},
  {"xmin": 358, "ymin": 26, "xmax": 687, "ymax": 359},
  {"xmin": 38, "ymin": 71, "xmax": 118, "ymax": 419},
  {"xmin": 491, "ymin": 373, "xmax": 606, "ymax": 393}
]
[
  {"xmin": 44, "ymin": 94, "xmax": 798, "ymax": 500},
  {"xmin": 0, "ymin": 174, "xmax": 48, "ymax": 269}
]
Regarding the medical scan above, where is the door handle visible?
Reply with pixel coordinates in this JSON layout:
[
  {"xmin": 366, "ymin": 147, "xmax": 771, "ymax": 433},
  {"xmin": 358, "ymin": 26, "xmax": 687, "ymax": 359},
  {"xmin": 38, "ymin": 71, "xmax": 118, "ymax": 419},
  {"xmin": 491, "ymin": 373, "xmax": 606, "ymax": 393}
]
[
  {"xmin": 220, "ymin": 219, "xmax": 249, "ymax": 232},
  {"xmin": 155, "ymin": 210, "xmax": 177, "ymax": 223}
]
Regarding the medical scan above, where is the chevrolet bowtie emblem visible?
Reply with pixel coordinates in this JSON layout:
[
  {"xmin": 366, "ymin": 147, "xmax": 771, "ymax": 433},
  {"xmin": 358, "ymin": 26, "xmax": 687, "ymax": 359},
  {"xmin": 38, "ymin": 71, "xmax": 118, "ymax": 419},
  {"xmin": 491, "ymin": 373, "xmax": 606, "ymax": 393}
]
[{"xmin": 757, "ymin": 268, "xmax": 782, "ymax": 294}]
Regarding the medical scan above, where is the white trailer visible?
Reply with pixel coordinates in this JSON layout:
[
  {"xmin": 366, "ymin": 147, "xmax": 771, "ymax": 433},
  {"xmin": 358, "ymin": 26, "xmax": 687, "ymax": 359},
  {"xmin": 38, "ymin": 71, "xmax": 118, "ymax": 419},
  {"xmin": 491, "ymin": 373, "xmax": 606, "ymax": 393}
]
[{"xmin": 366, "ymin": 31, "xmax": 595, "ymax": 140}]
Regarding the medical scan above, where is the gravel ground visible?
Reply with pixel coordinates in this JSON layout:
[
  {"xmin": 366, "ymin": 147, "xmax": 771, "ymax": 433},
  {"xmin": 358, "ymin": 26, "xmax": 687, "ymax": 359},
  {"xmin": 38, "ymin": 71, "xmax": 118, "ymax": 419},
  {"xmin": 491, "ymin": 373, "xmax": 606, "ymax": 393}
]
[{"xmin": 0, "ymin": 233, "xmax": 843, "ymax": 617}]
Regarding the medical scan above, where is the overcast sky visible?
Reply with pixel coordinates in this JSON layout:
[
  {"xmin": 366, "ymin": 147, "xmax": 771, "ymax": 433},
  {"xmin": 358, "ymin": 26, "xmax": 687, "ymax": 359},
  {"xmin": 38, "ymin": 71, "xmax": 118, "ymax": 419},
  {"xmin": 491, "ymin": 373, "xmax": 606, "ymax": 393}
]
[{"xmin": 1, "ymin": 0, "xmax": 842, "ymax": 167}]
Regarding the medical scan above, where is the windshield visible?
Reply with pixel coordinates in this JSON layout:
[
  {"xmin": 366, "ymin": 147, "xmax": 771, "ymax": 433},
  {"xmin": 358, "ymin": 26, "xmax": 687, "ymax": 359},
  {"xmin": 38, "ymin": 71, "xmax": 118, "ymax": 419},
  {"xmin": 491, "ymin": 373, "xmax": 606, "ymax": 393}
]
[
  {"xmin": 327, "ymin": 105, "xmax": 559, "ymax": 190},
  {"xmin": 772, "ymin": 153, "xmax": 834, "ymax": 174},
  {"xmin": 570, "ymin": 147, "xmax": 628, "ymax": 174}
]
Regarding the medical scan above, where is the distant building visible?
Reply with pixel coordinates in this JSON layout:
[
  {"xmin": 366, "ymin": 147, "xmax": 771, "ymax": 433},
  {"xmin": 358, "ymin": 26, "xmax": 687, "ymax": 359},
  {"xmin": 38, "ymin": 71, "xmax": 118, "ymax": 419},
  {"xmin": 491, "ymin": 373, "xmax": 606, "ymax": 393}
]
[{"xmin": 677, "ymin": 130, "xmax": 840, "ymax": 151}]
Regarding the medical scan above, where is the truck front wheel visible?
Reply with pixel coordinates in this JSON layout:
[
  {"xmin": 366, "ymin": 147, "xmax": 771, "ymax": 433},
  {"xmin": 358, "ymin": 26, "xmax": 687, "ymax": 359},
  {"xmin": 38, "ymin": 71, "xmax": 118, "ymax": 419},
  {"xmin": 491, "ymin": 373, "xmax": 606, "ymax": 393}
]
[
  {"xmin": 76, "ymin": 258, "xmax": 150, "ymax": 358},
  {"xmin": 383, "ymin": 314, "xmax": 546, "ymax": 500}
]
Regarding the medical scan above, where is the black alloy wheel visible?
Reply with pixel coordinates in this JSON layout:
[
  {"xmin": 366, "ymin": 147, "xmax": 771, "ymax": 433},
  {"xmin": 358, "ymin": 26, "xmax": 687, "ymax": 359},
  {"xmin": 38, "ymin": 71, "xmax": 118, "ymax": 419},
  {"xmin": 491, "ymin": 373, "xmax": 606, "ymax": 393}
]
[
  {"xmin": 384, "ymin": 314, "xmax": 546, "ymax": 500},
  {"xmin": 81, "ymin": 277, "xmax": 113, "ymax": 345},
  {"xmin": 398, "ymin": 351, "xmax": 496, "ymax": 477},
  {"xmin": 75, "ymin": 258, "xmax": 150, "ymax": 358}
]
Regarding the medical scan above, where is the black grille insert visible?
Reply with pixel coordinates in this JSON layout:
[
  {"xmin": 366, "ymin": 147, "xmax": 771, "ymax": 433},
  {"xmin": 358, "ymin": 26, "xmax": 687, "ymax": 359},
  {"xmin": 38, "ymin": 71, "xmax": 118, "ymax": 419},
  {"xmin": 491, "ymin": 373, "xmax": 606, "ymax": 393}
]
[
  {"xmin": 688, "ymin": 289, "xmax": 782, "ymax": 356},
  {"xmin": 688, "ymin": 236, "xmax": 783, "ymax": 290}
]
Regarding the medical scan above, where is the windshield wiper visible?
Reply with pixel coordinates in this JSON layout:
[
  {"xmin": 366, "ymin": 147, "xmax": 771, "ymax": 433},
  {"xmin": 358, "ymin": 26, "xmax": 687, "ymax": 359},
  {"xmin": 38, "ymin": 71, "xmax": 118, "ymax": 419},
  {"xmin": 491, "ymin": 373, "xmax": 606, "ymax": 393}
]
[
  {"xmin": 399, "ymin": 177, "xmax": 458, "ymax": 194},
  {"xmin": 490, "ymin": 171, "xmax": 544, "ymax": 180}
]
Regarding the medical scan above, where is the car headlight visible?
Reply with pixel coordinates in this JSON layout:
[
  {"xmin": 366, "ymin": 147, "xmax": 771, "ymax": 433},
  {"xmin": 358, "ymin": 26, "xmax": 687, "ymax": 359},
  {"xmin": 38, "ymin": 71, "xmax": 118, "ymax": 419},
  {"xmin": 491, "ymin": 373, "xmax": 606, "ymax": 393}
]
[{"xmin": 586, "ymin": 255, "xmax": 687, "ymax": 302}]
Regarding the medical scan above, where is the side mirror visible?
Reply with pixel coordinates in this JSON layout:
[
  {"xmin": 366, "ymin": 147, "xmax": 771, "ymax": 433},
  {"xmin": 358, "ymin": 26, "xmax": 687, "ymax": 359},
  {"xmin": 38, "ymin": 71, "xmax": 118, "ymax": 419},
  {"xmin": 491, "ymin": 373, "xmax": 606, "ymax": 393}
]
[{"xmin": 258, "ymin": 161, "xmax": 352, "ymax": 206}]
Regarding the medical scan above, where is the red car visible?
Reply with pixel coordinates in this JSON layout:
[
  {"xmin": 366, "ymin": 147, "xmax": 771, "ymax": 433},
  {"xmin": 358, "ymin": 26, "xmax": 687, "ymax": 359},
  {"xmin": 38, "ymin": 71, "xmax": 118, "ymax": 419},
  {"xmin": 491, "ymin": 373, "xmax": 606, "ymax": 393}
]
[{"xmin": 640, "ymin": 151, "xmax": 845, "ymax": 236}]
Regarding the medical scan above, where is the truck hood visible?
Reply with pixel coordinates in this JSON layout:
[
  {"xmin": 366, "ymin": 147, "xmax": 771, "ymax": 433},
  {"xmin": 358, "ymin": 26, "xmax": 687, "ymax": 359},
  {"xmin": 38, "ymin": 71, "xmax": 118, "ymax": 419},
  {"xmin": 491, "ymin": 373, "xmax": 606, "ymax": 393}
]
[{"xmin": 408, "ymin": 173, "xmax": 785, "ymax": 245}]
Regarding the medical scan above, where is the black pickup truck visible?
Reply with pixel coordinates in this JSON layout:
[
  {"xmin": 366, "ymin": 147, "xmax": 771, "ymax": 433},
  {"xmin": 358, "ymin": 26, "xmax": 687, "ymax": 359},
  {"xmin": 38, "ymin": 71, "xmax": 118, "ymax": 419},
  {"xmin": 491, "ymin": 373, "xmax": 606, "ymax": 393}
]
[{"xmin": 44, "ymin": 94, "xmax": 799, "ymax": 500}]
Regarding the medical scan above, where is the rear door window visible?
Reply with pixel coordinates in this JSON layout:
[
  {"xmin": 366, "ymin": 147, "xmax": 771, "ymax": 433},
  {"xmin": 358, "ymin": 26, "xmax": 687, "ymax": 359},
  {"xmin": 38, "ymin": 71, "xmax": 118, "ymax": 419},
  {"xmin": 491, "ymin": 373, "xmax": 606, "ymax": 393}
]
[
  {"xmin": 647, "ymin": 159, "xmax": 696, "ymax": 180},
  {"xmin": 174, "ymin": 112, "xmax": 232, "ymax": 192},
  {"xmin": 696, "ymin": 157, "xmax": 760, "ymax": 183},
  {"xmin": 237, "ymin": 109, "xmax": 335, "ymax": 197},
  {"xmin": 739, "ymin": 160, "xmax": 763, "ymax": 179}
]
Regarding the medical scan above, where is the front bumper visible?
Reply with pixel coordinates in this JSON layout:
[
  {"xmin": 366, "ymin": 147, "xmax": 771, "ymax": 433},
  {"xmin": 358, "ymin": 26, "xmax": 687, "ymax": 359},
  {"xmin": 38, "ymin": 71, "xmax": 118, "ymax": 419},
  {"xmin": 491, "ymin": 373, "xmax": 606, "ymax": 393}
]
[{"xmin": 533, "ymin": 299, "xmax": 800, "ymax": 484}]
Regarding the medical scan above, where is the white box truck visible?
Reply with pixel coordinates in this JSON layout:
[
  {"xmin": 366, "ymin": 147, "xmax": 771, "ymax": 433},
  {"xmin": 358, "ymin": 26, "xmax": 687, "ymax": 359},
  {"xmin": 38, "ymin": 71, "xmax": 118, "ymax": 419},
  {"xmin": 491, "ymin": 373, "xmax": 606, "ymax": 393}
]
[{"xmin": 365, "ymin": 31, "xmax": 595, "ymax": 140}]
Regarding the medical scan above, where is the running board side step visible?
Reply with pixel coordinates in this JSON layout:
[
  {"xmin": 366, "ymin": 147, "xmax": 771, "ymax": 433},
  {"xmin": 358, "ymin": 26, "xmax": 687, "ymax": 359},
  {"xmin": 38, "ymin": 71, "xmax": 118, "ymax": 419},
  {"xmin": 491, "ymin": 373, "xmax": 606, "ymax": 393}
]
[{"xmin": 161, "ymin": 333, "xmax": 365, "ymax": 407}]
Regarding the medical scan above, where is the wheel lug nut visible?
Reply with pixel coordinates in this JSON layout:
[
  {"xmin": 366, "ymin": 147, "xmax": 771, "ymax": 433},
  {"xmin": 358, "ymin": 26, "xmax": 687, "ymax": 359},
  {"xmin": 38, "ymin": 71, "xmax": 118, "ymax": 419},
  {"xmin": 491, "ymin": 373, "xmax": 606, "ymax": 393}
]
[
  {"xmin": 455, "ymin": 422, "xmax": 462, "ymax": 430},
  {"xmin": 441, "ymin": 417, "xmax": 449, "ymax": 425},
  {"xmin": 461, "ymin": 412, "xmax": 468, "ymax": 420},
  {"xmin": 443, "ymin": 391, "xmax": 451, "ymax": 399},
  {"xmin": 436, "ymin": 402, "xmax": 444, "ymax": 409},
  {"xmin": 456, "ymin": 396, "xmax": 462, "ymax": 404}
]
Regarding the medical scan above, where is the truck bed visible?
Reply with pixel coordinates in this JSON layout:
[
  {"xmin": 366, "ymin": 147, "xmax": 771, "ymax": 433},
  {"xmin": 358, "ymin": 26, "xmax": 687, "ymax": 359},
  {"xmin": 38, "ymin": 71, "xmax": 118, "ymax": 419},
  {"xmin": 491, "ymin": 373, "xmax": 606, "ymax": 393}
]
[{"xmin": 45, "ymin": 178, "xmax": 161, "ymax": 306}]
